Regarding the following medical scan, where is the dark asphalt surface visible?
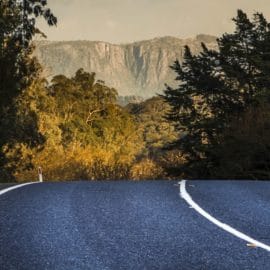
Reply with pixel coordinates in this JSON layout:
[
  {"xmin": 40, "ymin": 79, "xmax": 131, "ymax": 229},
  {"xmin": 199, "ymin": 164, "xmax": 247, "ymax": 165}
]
[
  {"xmin": 0, "ymin": 183, "xmax": 18, "ymax": 191},
  {"xmin": 0, "ymin": 181, "xmax": 269, "ymax": 270},
  {"xmin": 188, "ymin": 180, "xmax": 270, "ymax": 246}
]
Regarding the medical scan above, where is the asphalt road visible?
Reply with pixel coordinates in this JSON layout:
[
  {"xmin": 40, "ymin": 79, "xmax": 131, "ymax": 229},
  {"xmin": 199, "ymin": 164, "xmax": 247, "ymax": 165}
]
[
  {"xmin": 0, "ymin": 183, "xmax": 18, "ymax": 190},
  {"xmin": 0, "ymin": 181, "xmax": 269, "ymax": 270}
]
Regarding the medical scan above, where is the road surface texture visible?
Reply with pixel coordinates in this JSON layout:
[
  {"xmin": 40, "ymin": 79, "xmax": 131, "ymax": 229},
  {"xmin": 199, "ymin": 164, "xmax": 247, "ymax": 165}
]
[
  {"xmin": 0, "ymin": 181, "xmax": 269, "ymax": 270},
  {"xmin": 0, "ymin": 183, "xmax": 18, "ymax": 191}
]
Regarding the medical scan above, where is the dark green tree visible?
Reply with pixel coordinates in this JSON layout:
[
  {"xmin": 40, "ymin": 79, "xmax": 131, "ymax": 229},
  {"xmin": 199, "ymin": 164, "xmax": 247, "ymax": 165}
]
[
  {"xmin": 162, "ymin": 10, "xmax": 270, "ymax": 178},
  {"xmin": 0, "ymin": 0, "xmax": 56, "ymax": 180}
]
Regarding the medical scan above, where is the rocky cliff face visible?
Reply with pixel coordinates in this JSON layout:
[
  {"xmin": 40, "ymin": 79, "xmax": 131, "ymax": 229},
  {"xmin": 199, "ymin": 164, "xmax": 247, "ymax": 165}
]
[{"xmin": 35, "ymin": 34, "xmax": 217, "ymax": 97}]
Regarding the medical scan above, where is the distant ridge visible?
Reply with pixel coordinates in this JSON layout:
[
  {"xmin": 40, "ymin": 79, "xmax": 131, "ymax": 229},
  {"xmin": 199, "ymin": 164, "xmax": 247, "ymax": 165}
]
[{"xmin": 35, "ymin": 34, "xmax": 218, "ymax": 97}]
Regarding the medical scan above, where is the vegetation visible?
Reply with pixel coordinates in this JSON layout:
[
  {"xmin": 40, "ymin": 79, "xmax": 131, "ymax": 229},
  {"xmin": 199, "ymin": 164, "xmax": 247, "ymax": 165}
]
[
  {"xmin": 162, "ymin": 10, "xmax": 270, "ymax": 179},
  {"xmin": 6, "ymin": 70, "xmax": 145, "ymax": 181},
  {"xmin": 127, "ymin": 97, "xmax": 177, "ymax": 155},
  {"xmin": 9, "ymin": 73, "xmax": 180, "ymax": 181},
  {"xmin": 1, "ymin": 7, "xmax": 270, "ymax": 181},
  {"xmin": 0, "ymin": 0, "xmax": 56, "ymax": 180}
]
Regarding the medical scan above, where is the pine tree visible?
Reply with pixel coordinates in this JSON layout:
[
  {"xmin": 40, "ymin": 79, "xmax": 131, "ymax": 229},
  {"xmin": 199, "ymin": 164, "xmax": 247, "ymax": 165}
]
[{"xmin": 162, "ymin": 10, "xmax": 270, "ymax": 178}]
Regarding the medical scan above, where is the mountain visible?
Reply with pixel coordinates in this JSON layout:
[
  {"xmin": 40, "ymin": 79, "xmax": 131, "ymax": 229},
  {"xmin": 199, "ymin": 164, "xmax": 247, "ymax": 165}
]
[
  {"xmin": 35, "ymin": 34, "xmax": 218, "ymax": 97},
  {"xmin": 117, "ymin": 95, "xmax": 144, "ymax": 107}
]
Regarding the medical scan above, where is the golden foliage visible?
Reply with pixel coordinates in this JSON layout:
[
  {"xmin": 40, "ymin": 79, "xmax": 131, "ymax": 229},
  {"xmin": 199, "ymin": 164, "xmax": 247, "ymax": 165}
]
[
  {"xmin": 130, "ymin": 158, "xmax": 164, "ymax": 180},
  {"xmin": 4, "ymin": 71, "xmax": 180, "ymax": 182}
]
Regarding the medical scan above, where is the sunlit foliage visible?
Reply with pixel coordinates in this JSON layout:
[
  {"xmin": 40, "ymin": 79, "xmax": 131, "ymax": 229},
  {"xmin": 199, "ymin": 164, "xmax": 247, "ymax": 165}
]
[{"xmin": 8, "ymin": 70, "xmax": 144, "ymax": 181}]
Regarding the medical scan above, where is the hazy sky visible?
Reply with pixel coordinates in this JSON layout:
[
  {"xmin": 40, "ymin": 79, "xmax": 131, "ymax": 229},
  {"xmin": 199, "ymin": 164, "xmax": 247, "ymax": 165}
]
[{"xmin": 37, "ymin": 0, "xmax": 270, "ymax": 43}]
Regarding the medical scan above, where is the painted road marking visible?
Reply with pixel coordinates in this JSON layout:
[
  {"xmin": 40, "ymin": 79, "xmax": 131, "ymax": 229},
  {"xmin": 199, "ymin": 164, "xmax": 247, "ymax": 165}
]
[
  {"xmin": 179, "ymin": 180, "xmax": 270, "ymax": 252},
  {"xmin": 0, "ymin": 182, "xmax": 38, "ymax": 196}
]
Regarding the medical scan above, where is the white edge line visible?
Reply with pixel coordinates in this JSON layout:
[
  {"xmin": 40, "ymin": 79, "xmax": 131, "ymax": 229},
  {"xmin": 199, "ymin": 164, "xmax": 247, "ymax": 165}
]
[
  {"xmin": 179, "ymin": 180, "xmax": 270, "ymax": 252},
  {"xmin": 0, "ymin": 182, "xmax": 38, "ymax": 196}
]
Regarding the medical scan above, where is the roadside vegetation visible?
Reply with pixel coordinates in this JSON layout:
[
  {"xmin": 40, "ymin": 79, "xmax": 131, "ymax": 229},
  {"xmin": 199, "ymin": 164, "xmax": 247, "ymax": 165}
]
[
  {"xmin": 163, "ymin": 10, "xmax": 270, "ymax": 179},
  {"xmin": 1, "ymin": 3, "xmax": 270, "ymax": 181}
]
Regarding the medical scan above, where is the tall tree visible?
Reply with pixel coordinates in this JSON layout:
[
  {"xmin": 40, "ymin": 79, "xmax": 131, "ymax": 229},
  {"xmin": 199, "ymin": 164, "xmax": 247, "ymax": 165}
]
[
  {"xmin": 11, "ymin": 69, "xmax": 144, "ymax": 181},
  {"xmin": 162, "ymin": 10, "xmax": 270, "ymax": 178},
  {"xmin": 0, "ymin": 0, "xmax": 56, "ymax": 179}
]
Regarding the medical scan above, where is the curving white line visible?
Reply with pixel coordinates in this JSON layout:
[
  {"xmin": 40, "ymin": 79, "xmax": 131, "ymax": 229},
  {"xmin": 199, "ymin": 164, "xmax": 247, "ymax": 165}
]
[
  {"xmin": 179, "ymin": 180, "xmax": 270, "ymax": 252},
  {"xmin": 0, "ymin": 182, "xmax": 38, "ymax": 196}
]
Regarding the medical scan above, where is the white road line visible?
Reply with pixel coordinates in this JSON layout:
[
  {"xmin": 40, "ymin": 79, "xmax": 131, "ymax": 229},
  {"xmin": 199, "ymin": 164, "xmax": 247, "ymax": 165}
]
[
  {"xmin": 0, "ymin": 182, "xmax": 38, "ymax": 196},
  {"xmin": 179, "ymin": 180, "xmax": 270, "ymax": 252}
]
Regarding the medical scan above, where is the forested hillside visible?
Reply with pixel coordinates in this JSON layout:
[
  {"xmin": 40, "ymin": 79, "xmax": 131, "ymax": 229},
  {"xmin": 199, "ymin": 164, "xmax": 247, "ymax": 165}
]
[
  {"xmin": 1, "ymin": 2, "xmax": 270, "ymax": 181},
  {"xmin": 6, "ymin": 72, "xmax": 179, "ymax": 181}
]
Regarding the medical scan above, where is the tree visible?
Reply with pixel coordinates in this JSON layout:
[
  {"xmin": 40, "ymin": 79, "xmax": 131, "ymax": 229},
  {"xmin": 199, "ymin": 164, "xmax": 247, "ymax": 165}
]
[
  {"xmin": 162, "ymin": 10, "xmax": 270, "ymax": 178},
  {"xmin": 212, "ymin": 102, "xmax": 270, "ymax": 179},
  {"xmin": 0, "ymin": 0, "xmax": 56, "ymax": 179},
  {"xmin": 127, "ymin": 96, "xmax": 177, "ymax": 155},
  {"xmin": 49, "ymin": 69, "xmax": 118, "ymax": 146},
  {"xmin": 11, "ymin": 69, "xmax": 144, "ymax": 181}
]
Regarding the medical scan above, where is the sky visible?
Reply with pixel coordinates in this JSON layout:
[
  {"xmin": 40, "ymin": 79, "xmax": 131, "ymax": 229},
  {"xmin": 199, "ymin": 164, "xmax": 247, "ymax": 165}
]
[{"xmin": 37, "ymin": 0, "xmax": 270, "ymax": 44}]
